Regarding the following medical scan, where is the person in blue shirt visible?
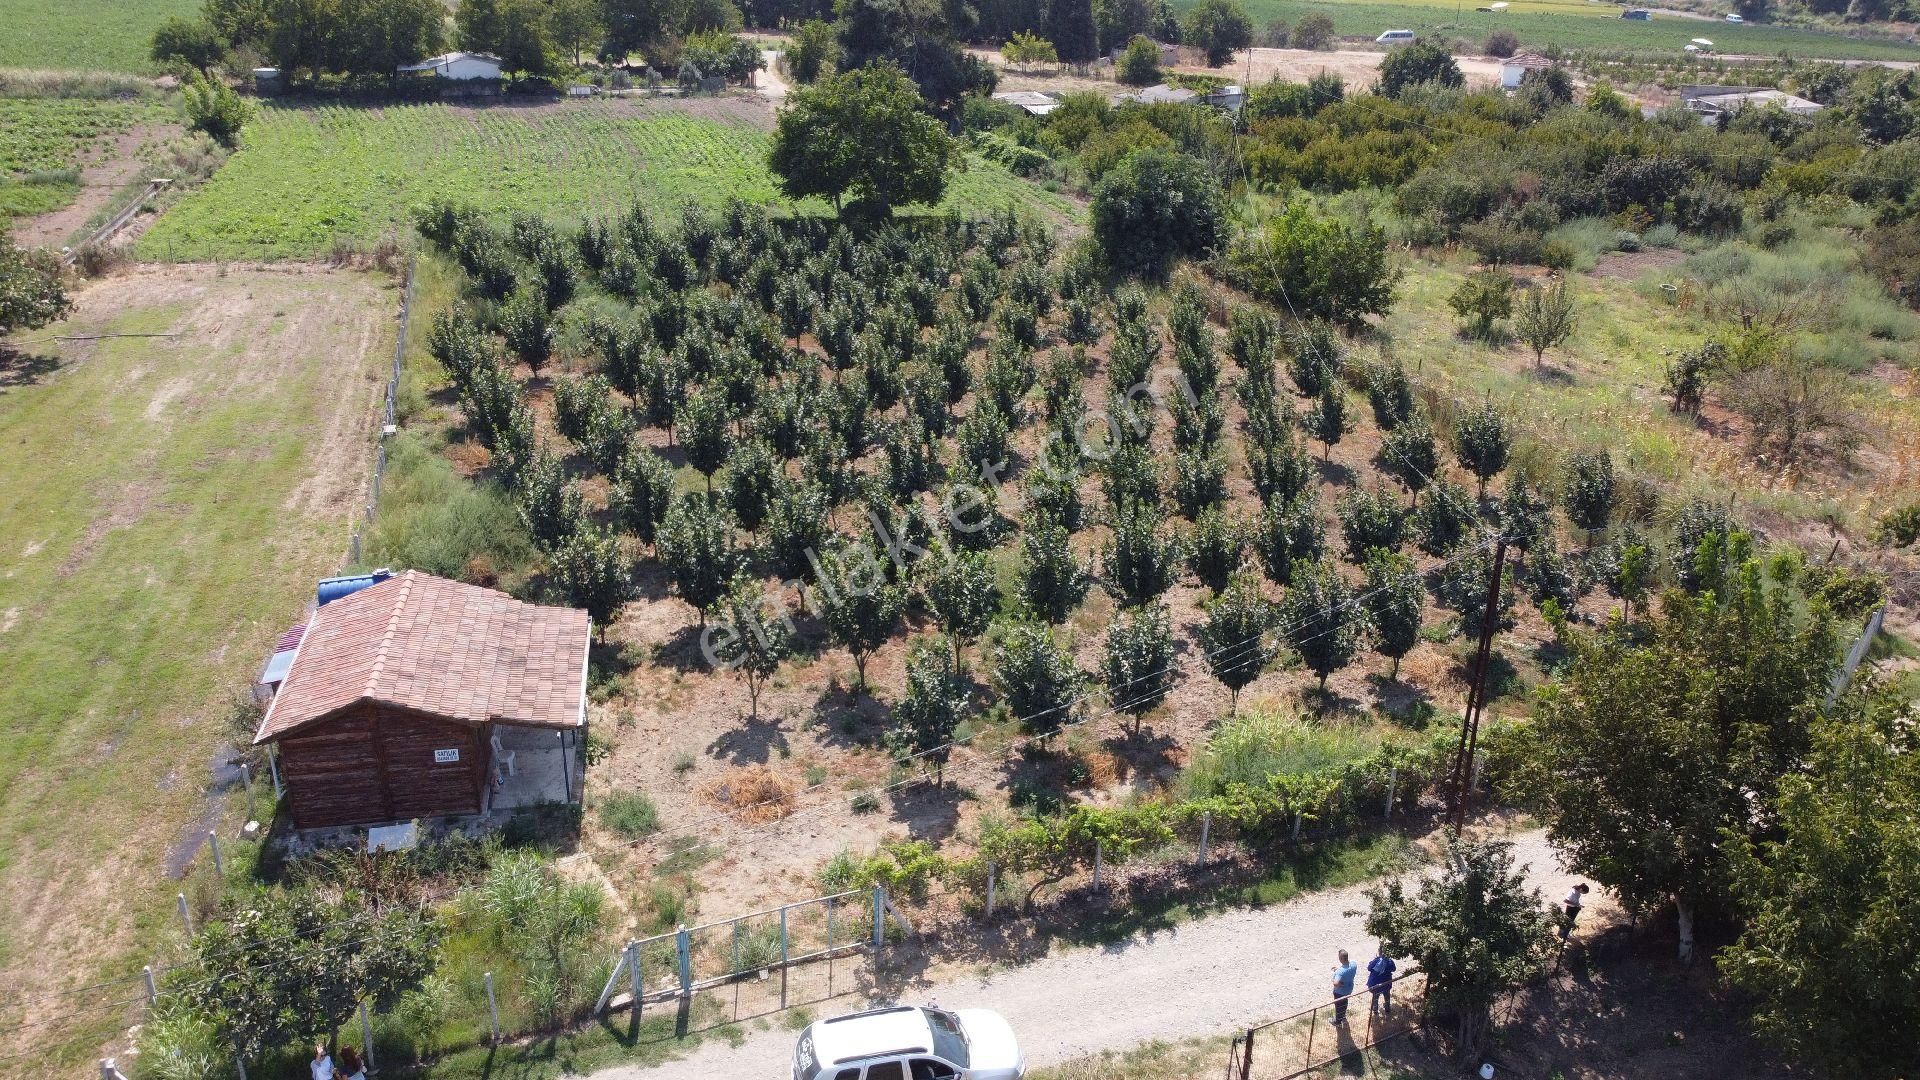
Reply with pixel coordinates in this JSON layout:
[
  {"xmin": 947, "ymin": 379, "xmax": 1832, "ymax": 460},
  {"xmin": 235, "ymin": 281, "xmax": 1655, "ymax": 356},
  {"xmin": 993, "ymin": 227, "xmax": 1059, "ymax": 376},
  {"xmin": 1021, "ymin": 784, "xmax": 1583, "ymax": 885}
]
[
  {"xmin": 1331, "ymin": 949, "xmax": 1358, "ymax": 1023},
  {"xmin": 1367, "ymin": 946, "xmax": 1398, "ymax": 1016}
]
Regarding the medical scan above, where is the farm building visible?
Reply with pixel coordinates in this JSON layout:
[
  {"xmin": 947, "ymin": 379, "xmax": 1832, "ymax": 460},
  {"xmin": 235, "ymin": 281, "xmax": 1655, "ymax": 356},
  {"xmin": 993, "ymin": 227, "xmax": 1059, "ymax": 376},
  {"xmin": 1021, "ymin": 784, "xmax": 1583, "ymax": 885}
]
[
  {"xmin": 1681, "ymin": 86, "xmax": 1824, "ymax": 122},
  {"xmin": 397, "ymin": 51, "xmax": 504, "ymax": 80},
  {"xmin": 993, "ymin": 90, "xmax": 1061, "ymax": 115},
  {"xmin": 1500, "ymin": 53, "xmax": 1554, "ymax": 90},
  {"xmin": 254, "ymin": 570, "xmax": 590, "ymax": 830}
]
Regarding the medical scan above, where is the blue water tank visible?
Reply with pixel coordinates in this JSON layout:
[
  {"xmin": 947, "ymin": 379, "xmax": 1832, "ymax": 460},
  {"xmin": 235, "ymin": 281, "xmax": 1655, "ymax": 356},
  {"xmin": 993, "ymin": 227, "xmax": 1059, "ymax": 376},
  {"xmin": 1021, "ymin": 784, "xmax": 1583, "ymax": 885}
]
[{"xmin": 317, "ymin": 568, "xmax": 393, "ymax": 606}]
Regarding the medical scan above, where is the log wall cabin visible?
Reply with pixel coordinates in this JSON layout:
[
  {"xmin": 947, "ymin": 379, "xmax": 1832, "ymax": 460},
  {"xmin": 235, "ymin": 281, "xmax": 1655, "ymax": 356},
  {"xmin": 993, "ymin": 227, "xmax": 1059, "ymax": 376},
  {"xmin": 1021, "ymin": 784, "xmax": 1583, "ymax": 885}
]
[{"xmin": 255, "ymin": 570, "xmax": 591, "ymax": 830}]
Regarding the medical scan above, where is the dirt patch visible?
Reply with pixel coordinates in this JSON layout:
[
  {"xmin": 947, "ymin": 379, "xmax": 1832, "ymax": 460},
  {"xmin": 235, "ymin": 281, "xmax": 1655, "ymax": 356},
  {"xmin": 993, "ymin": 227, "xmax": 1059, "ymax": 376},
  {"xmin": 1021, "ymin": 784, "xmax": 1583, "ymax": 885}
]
[
  {"xmin": 11, "ymin": 121, "xmax": 183, "ymax": 250},
  {"xmin": 1589, "ymin": 245, "xmax": 1689, "ymax": 282},
  {"xmin": 983, "ymin": 46, "xmax": 1507, "ymax": 95}
]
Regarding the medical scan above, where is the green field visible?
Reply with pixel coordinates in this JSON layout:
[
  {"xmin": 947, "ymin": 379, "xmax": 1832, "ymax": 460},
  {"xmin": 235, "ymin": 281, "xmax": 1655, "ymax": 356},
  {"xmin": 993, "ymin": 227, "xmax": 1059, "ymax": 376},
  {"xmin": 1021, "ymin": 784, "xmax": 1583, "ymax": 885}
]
[
  {"xmin": 0, "ymin": 267, "xmax": 393, "ymax": 1070},
  {"xmin": 1208, "ymin": 0, "xmax": 1920, "ymax": 59},
  {"xmin": 0, "ymin": 96, "xmax": 171, "ymax": 223},
  {"xmin": 0, "ymin": 0, "xmax": 196, "ymax": 73},
  {"xmin": 137, "ymin": 98, "xmax": 1083, "ymax": 261}
]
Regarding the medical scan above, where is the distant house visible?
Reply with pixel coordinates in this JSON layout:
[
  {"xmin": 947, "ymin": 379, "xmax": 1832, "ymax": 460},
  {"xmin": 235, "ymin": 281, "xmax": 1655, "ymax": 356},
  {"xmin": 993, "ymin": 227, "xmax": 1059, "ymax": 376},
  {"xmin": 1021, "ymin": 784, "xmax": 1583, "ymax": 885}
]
[
  {"xmin": 254, "ymin": 571, "xmax": 589, "ymax": 829},
  {"xmin": 1118, "ymin": 83, "xmax": 1198, "ymax": 105},
  {"xmin": 1500, "ymin": 53, "xmax": 1554, "ymax": 90},
  {"xmin": 397, "ymin": 52, "xmax": 504, "ymax": 80},
  {"xmin": 993, "ymin": 90, "xmax": 1061, "ymax": 116},
  {"xmin": 1681, "ymin": 85, "xmax": 1824, "ymax": 122}
]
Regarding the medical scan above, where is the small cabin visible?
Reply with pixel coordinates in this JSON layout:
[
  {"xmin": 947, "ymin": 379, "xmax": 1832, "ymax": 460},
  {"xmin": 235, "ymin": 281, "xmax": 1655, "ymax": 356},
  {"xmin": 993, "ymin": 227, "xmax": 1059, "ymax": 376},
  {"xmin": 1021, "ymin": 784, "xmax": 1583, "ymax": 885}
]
[
  {"xmin": 254, "ymin": 571, "xmax": 590, "ymax": 830},
  {"xmin": 397, "ymin": 51, "xmax": 505, "ymax": 81}
]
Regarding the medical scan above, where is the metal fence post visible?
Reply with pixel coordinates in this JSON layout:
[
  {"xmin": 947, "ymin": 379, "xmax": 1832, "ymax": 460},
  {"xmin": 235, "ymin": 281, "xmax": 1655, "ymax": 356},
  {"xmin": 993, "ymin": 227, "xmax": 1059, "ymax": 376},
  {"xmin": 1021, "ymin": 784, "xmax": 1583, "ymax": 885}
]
[
  {"xmin": 178, "ymin": 893, "xmax": 193, "ymax": 936},
  {"xmin": 1240, "ymin": 1027, "xmax": 1255, "ymax": 1080},
  {"xmin": 870, "ymin": 886, "xmax": 884, "ymax": 949},
  {"xmin": 142, "ymin": 966, "xmax": 157, "ymax": 1003},
  {"xmin": 984, "ymin": 864, "xmax": 997, "ymax": 918},
  {"xmin": 359, "ymin": 1002, "xmax": 374, "ymax": 1071},
  {"xmin": 1470, "ymin": 751, "xmax": 1484, "ymax": 797},
  {"xmin": 1196, "ymin": 812, "xmax": 1211, "ymax": 865},
  {"xmin": 209, "ymin": 831, "xmax": 223, "ymax": 876},
  {"xmin": 1384, "ymin": 766, "xmax": 1397, "ymax": 819},
  {"xmin": 779, "ymin": 907, "xmax": 790, "ymax": 1004},
  {"xmin": 241, "ymin": 762, "xmax": 253, "ymax": 803},
  {"xmin": 1291, "ymin": 812, "xmax": 1302, "ymax": 841},
  {"xmin": 268, "ymin": 744, "xmax": 283, "ymax": 798},
  {"xmin": 484, "ymin": 972, "xmax": 500, "ymax": 1044},
  {"xmin": 627, "ymin": 939, "xmax": 642, "ymax": 1019},
  {"xmin": 675, "ymin": 925, "xmax": 692, "ymax": 995},
  {"xmin": 1092, "ymin": 840, "xmax": 1103, "ymax": 893},
  {"xmin": 594, "ymin": 944, "xmax": 627, "ymax": 1015},
  {"xmin": 100, "ymin": 1060, "xmax": 116, "ymax": 1080}
]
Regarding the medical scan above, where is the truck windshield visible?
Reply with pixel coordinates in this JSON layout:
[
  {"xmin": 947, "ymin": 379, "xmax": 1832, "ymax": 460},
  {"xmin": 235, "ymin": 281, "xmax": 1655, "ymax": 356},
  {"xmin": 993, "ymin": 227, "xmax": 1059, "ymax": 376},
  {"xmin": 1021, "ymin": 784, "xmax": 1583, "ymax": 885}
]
[{"xmin": 923, "ymin": 1009, "xmax": 970, "ymax": 1068}]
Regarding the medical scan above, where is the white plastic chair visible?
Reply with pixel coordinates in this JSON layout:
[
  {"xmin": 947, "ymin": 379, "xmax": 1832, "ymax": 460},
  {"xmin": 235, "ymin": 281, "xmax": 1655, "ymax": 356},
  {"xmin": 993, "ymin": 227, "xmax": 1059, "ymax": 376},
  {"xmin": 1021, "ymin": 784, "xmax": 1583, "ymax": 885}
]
[{"xmin": 491, "ymin": 732, "xmax": 516, "ymax": 780}]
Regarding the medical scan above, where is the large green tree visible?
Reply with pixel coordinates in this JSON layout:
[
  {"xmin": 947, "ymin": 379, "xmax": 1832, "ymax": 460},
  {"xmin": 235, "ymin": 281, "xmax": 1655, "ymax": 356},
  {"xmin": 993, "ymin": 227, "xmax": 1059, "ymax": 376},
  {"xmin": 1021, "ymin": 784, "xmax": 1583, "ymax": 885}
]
[
  {"xmin": 1364, "ymin": 836, "xmax": 1553, "ymax": 1057},
  {"xmin": 889, "ymin": 633, "xmax": 970, "ymax": 783},
  {"xmin": 1090, "ymin": 147, "xmax": 1225, "ymax": 279},
  {"xmin": 655, "ymin": 494, "xmax": 740, "ymax": 626},
  {"xmin": 188, "ymin": 889, "xmax": 441, "ymax": 1062},
  {"xmin": 1223, "ymin": 201, "xmax": 1398, "ymax": 326},
  {"xmin": 0, "ymin": 239, "xmax": 72, "ymax": 336},
  {"xmin": 1519, "ymin": 562, "xmax": 1839, "ymax": 961},
  {"xmin": 1183, "ymin": 0, "xmax": 1251, "ymax": 65},
  {"xmin": 1376, "ymin": 37, "xmax": 1463, "ymax": 97},
  {"xmin": 1720, "ymin": 683, "xmax": 1920, "ymax": 1079},
  {"xmin": 768, "ymin": 62, "xmax": 957, "ymax": 215}
]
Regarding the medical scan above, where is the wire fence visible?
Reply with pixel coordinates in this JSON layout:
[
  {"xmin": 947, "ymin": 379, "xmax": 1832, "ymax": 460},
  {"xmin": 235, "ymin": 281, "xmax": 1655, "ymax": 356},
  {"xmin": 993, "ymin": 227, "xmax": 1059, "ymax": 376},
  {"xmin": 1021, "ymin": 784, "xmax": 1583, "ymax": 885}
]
[
  {"xmin": 1224, "ymin": 968, "xmax": 1430, "ymax": 1080},
  {"xmin": 347, "ymin": 258, "xmax": 415, "ymax": 569}
]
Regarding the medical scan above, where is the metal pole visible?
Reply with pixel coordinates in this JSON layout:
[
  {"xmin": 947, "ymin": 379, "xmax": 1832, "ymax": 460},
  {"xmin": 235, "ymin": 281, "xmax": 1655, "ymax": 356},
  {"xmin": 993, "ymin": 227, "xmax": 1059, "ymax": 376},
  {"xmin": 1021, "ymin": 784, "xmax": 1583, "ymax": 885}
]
[
  {"xmin": 100, "ymin": 1060, "xmax": 116, "ymax": 1080},
  {"xmin": 178, "ymin": 893, "xmax": 193, "ymax": 936},
  {"xmin": 1384, "ymin": 766, "xmax": 1397, "ymax": 819},
  {"xmin": 871, "ymin": 886, "xmax": 884, "ymax": 949},
  {"xmin": 359, "ymin": 1002, "xmax": 374, "ymax": 1072},
  {"xmin": 559, "ymin": 730, "xmax": 572, "ymax": 804},
  {"xmin": 675, "ymin": 925, "xmax": 692, "ymax": 995},
  {"xmin": 595, "ymin": 946, "xmax": 627, "ymax": 1015},
  {"xmin": 779, "ymin": 907, "xmax": 789, "ymax": 1005},
  {"xmin": 1240, "ymin": 1027, "xmax": 1255, "ymax": 1080},
  {"xmin": 628, "ymin": 938, "xmax": 642, "ymax": 1004},
  {"xmin": 1304, "ymin": 1005, "xmax": 1316, "ymax": 1068},
  {"xmin": 484, "ymin": 972, "xmax": 500, "ymax": 1043},
  {"xmin": 1291, "ymin": 812, "xmax": 1302, "ymax": 841},
  {"xmin": 143, "ymin": 966, "xmax": 157, "ymax": 1003},
  {"xmin": 1196, "ymin": 811, "xmax": 1211, "ymax": 864},
  {"xmin": 241, "ymin": 762, "xmax": 253, "ymax": 802},
  {"xmin": 268, "ymin": 744, "xmax": 283, "ymax": 798},
  {"xmin": 985, "ymin": 864, "xmax": 997, "ymax": 918},
  {"xmin": 1451, "ymin": 539, "xmax": 1507, "ymax": 832},
  {"xmin": 826, "ymin": 896, "xmax": 835, "ymax": 996},
  {"xmin": 209, "ymin": 831, "xmax": 223, "ymax": 876},
  {"xmin": 1092, "ymin": 840, "xmax": 1103, "ymax": 893}
]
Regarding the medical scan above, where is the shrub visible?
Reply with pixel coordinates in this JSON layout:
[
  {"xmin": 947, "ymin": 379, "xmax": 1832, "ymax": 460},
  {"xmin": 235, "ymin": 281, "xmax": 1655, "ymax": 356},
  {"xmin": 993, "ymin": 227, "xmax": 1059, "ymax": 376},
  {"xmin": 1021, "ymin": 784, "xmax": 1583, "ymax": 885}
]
[
  {"xmin": 599, "ymin": 792, "xmax": 661, "ymax": 838},
  {"xmin": 1225, "ymin": 202, "xmax": 1398, "ymax": 327},
  {"xmin": 181, "ymin": 71, "xmax": 252, "ymax": 148},
  {"xmin": 1483, "ymin": 29, "xmax": 1518, "ymax": 58},
  {"xmin": 1377, "ymin": 39, "xmax": 1463, "ymax": 98},
  {"xmin": 1090, "ymin": 147, "xmax": 1226, "ymax": 279},
  {"xmin": 1292, "ymin": 12, "xmax": 1334, "ymax": 49},
  {"xmin": 1117, "ymin": 36, "xmax": 1162, "ymax": 86}
]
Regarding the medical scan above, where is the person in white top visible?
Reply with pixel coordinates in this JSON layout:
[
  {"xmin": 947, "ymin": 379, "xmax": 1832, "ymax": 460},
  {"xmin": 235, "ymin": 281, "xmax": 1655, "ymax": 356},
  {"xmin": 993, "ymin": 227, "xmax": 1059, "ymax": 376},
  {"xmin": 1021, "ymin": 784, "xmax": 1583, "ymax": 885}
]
[
  {"xmin": 1560, "ymin": 883, "xmax": 1589, "ymax": 940},
  {"xmin": 311, "ymin": 1044, "xmax": 334, "ymax": 1080}
]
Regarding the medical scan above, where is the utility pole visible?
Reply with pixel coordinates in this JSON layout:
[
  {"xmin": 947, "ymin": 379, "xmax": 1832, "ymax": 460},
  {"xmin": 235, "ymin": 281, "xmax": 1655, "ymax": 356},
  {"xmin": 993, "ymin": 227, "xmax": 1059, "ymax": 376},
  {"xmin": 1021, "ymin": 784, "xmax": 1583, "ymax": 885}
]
[{"xmin": 1450, "ymin": 538, "xmax": 1508, "ymax": 833}]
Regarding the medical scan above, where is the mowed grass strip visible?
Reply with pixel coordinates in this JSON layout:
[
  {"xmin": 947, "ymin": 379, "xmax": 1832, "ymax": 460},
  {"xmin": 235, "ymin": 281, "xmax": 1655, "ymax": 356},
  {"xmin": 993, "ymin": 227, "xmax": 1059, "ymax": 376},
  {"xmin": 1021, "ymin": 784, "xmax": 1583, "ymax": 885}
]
[
  {"xmin": 137, "ymin": 98, "xmax": 1082, "ymax": 261},
  {"xmin": 1189, "ymin": 0, "xmax": 1920, "ymax": 59},
  {"xmin": 0, "ymin": 0, "xmax": 197, "ymax": 73},
  {"xmin": 0, "ymin": 266, "xmax": 393, "ymax": 1069}
]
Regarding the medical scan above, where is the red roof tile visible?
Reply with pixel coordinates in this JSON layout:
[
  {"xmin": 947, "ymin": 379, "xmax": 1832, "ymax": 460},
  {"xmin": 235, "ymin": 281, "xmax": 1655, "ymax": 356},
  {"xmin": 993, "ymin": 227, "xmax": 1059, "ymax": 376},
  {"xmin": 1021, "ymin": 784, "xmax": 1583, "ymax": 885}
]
[{"xmin": 255, "ymin": 571, "xmax": 590, "ymax": 742}]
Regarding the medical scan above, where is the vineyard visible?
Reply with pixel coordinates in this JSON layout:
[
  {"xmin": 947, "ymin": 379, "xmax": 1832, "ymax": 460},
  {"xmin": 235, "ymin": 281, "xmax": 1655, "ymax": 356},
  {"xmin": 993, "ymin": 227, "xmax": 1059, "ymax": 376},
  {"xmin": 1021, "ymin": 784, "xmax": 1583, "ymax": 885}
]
[
  {"xmin": 136, "ymin": 97, "xmax": 1083, "ymax": 262},
  {"xmin": 0, "ymin": 96, "xmax": 170, "ymax": 223}
]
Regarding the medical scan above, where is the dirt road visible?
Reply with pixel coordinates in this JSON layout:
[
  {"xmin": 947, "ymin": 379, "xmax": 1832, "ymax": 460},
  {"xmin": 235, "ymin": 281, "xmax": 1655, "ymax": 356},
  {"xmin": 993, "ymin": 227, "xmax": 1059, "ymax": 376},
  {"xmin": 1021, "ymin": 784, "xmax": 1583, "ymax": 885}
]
[{"xmin": 590, "ymin": 829, "xmax": 1596, "ymax": 1080}]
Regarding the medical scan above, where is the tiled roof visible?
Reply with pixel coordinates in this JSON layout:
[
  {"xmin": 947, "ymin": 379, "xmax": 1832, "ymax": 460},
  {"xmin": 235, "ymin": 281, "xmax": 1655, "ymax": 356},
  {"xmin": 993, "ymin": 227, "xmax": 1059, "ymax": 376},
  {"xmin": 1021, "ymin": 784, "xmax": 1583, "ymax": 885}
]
[{"xmin": 255, "ymin": 571, "xmax": 589, "ymax": 742}]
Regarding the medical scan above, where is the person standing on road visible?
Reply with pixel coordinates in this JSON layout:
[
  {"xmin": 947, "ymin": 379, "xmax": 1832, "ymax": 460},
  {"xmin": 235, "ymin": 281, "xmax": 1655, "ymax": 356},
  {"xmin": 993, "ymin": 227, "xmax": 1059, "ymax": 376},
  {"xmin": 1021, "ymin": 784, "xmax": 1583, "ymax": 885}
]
[
  {"xmin": 1331, "ymin": 949, "xmax": 1358, "ymax": 1024},
  {"xmin": 1561, "ymin": 883, "xmax": 1590, "ymax": 940},
  {"xmin": 1367, "ymin": 946, "xmax": 1397, "ymax": 1016}
]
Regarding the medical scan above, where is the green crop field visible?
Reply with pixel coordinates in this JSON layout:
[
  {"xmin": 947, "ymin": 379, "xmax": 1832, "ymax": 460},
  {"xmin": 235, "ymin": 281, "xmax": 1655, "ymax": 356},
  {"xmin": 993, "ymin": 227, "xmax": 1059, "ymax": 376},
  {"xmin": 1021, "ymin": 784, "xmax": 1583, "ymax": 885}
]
[
  {"xmin": 0, "ymin": 0, "xmax": 197, "ymax": 73},
  {"xmin": 137, "ymin": 98, "xmax": 1083, "ymax": 261},
  {"xmin": 0, "ymin": 96, "xmax": 171, "ymax": 223},
  {"xmin": 1198, "ymin": 0, "xmax": 1920, "ymax": 59},
  {"xmin": 0, "ymin": 266, "xmax": 395, "ymax": 1071}
]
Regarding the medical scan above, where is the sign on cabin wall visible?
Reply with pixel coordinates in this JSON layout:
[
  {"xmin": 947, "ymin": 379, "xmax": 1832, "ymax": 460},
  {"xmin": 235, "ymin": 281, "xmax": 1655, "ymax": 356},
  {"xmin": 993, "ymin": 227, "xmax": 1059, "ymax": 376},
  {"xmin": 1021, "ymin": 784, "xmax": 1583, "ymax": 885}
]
[{"xmin": 434, "ymin": 748, "xmax": 460, "ymax": 764}]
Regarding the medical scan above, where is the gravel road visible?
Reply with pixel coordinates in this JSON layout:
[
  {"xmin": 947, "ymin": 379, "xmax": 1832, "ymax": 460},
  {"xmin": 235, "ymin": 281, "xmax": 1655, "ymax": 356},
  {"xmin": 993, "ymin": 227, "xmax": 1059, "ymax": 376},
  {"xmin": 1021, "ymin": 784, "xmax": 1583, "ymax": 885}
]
[{"xmin": 590, "ymin": 830, "xmax": 1587, "ymax": 1080}]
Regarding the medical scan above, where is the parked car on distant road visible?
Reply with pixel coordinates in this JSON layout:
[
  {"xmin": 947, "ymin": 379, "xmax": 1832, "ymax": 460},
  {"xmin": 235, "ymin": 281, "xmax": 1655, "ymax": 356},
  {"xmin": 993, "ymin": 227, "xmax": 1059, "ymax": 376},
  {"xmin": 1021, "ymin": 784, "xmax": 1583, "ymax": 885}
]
[
  {"xmin": 1724, "ymin": 12, "xmax": 1745, "ymax": 21},
  {"xmin": 1377, "ymin": 29, "xmax": 1416, "ymax": 43},
  {"xmin": 1621, "ymin": 8, "xmax": 1652, "ymax": 18},
  {"xmin": 794, "ymin": 1005, "xmax": 1025, "ymax": 1080}
]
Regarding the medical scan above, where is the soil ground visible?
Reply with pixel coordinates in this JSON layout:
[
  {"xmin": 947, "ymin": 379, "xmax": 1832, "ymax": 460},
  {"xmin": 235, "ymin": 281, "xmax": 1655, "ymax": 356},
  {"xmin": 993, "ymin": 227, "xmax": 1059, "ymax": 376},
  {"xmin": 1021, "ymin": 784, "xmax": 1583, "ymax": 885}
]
[
  {"xmin": 0, "ymin": 264, "xmax": 396, "ymax": 1072},
  {"xmin": 984, "ymin": 46, "xmax": 1509, "ymax": 95},
  {"xmin": 9, "ymin": 119, "xmax": 182, "ymax": 249},
  {"xmin": 585, "ymin": 829, "xmax": 1663, "ymax": 1080}
]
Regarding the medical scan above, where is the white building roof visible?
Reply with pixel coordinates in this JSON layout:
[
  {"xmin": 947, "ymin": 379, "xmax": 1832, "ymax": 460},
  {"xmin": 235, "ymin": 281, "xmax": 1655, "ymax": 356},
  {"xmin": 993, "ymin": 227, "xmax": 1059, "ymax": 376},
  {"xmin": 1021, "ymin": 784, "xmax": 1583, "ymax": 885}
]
[
  {"xmin": 1690, "ymin": 88, "xmax": 1823, "ymax": 115},
  {"xmin": 1501, "ymin": 52, "xmax": 1554, "ymax": 70},
  {"xmin": 1121, "ymin": 83, "xmax": 1198, "ymax": 105},
  {"xmin": 398, "ymin": 51, "xmax": 503, "ymax": 73},
  {"xmin": 992, "ymin": 90, "xmax": 1060, "ymax": 115}
]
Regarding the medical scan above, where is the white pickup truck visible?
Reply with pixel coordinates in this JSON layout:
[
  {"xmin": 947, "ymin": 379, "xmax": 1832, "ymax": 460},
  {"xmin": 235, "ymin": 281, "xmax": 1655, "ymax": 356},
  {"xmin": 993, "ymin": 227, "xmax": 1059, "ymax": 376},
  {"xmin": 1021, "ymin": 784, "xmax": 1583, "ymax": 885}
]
[{"xmin": 792, "ymin": 1005, "xmax": 1025, "ymax": 1080}]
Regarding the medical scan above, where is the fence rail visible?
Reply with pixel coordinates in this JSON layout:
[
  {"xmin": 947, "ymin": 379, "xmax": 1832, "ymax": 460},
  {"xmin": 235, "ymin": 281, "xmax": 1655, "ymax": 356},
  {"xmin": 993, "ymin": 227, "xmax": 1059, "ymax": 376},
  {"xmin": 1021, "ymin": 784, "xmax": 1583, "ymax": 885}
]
[
  {"xmin": 1225, "ymin": 968, "xmax": 1429, "ymax": 1080},
  {"xmin": 62, "ymin": 178, "xmax": 170, "ymax": 265},
  {"xmin": 347, "ymin": 259, "xmax": 415, "ymax": 567}
]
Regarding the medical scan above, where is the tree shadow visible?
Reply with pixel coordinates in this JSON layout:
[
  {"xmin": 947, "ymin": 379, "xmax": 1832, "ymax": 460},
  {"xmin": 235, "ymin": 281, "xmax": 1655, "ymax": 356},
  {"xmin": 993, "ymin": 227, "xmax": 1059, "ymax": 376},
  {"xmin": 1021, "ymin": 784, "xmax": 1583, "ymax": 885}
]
[
  {"xmin": 1101, "ymin": 724, "xmax": 1181, "ymax": 780},
  {"xmin": 707, "ymin": 713, "xmax": 789, "ymax": 765},
  {"xmin": 807, "ymin": 683, "xmax": 887, "ymax": 750},
  {"xmin": 1314, "ymin": 457, "xmax": 1357, "ymax": 487},
  {"xmin": 651, "ymin": 622, "xmax": 713, "ymax": 673},
  {"xmin": 1366, "ymin": 674, "xmax": 1434, "ymax": 725},
  {"xmin": 1530, "ymin": 361, "xmax": 1577, "ymax": 386},
  {"xmin": 0, "ymin": 348, "xmax": 59, "ymax": 390},
  {"xmin": 888, "ymin": 780, "xmax": 967, "ymax": 842}
]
